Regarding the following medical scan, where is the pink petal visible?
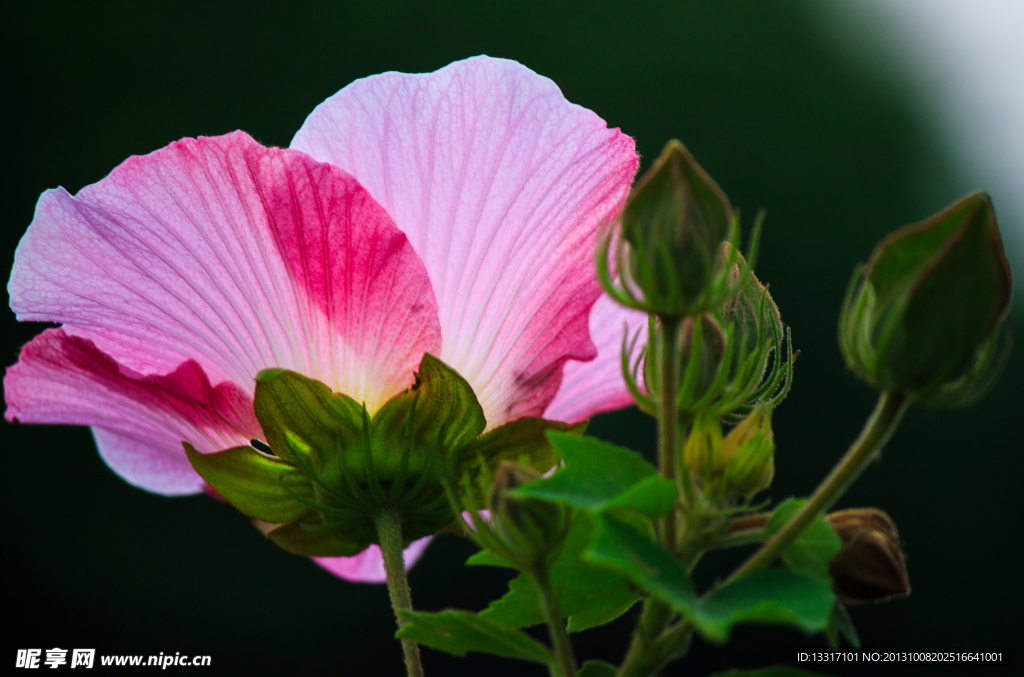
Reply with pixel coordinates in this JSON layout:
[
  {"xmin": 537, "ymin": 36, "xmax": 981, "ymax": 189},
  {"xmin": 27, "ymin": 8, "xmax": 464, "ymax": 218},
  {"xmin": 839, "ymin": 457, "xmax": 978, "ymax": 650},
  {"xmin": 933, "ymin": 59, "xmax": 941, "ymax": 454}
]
[
  {"xmin": 544, "ymin": 295, "xmax": 648, "ymax": 423},
  {"xmin": 4, "ymin": 329, "xmax": 258, "ymax": 495},
  {"xmin": 313, "ymin": 537, "xmax": 432, "ymax": 583},
  {"xmin": 291, "ymin": 56, "xmax": 637, "ymax": 427},
  {"xmin": 9, "ymin": 131, "xmax": 440, "ymax": 415}
]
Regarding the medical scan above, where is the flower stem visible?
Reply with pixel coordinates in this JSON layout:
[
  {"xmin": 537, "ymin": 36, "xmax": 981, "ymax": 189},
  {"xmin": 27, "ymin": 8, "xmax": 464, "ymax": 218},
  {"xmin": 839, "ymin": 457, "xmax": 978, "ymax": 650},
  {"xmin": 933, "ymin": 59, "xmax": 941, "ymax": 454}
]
[
  {"xmin": 374, "ymin": 507, "xmax": 425, "ymax": 677},
  {"xmin": 531, "ymin": 567, "xmax": 577, "ymax": 677},
  {"xmin": 726, "ymin": 390, "xmax": 908, "ymax": 583}
]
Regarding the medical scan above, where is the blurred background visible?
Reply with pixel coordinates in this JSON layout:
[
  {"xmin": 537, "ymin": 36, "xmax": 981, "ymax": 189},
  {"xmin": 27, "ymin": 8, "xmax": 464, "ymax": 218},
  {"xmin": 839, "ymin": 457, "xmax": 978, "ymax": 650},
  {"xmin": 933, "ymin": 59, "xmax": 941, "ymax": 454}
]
[{"xmin": 2, "ymin": 1, "xmax": 1020, "ymax": 675}]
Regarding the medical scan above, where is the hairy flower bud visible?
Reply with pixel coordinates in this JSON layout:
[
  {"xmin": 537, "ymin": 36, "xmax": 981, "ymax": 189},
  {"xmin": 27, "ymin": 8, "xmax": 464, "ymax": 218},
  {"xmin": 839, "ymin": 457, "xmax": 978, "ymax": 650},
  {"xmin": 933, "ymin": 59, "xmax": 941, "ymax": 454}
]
[
  {"xmin": 839, "ymin": 191, "xmax": 1013, "ymax": 406},
  {"xmin": 682, "ymin": 414, "xmax": 726, "ymax": 479},
  {"xmin": 720, "ymin": 406, "xmax": 775, "ymax": 500},
  {"xmin": 603, "ymin": 140, "xmax": 743, "ymax": 318},
  {"xmin": 827, "ymin": 508, "xmax": 910, "ymax": 605},
  {"xmin": 489, "ymin": 463, "xmax": 572, "ymax": 570}
]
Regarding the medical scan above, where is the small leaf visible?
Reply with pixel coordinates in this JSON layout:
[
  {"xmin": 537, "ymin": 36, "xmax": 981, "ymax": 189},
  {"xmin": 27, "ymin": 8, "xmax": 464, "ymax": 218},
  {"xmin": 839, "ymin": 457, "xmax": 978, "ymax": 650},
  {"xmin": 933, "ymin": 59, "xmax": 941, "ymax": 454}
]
[
  {"xmin": 396, "ymin": 609, "xmax": 554, "ymax": 665},
  {"xmin": 466, "ymin": 549, "xmax": 515, "ymax": 568},
  {"xmin": 578, "ymin": 661, "xmax": 618, "ymax": 677},
  {"xmin": 184, "ymin": 444, "xmax": 311, "ymax": 523},
  {"xmin": 766, "ymin": 498, "xmax": 843, "ymax": 580},
  {"xmin": 511, "ymin": 433, "xmax": 658, "ymax": 510},
  {"xmin": 480, "ymin": 515, "xmax": 638, "ymax": 632},
  {"xmin": 712, "ymin": 668, "xmax": 835, "ymax": 677},
  {"xmin": 459, "ymin": 417, "xmax": 586, "ymax": 509},
  {"xmin": 584, "ymin": 515, "xmax": 835, "ymax": 642}
]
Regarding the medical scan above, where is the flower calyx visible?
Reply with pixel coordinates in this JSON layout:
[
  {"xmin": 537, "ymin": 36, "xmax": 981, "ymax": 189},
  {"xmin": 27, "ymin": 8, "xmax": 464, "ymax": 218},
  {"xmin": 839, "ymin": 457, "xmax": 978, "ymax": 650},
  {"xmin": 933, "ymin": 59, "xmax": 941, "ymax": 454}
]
[
  {"xmin": 600, "ymin": 139, "xmax": 760, "ymax": 319},
  {"xmin": 839, "ymin": 191, "xmax": 1013, "ymax": 407},
  {"xmin": 185, "ymin": 354, "xmax": 581, "ymax": 558}
]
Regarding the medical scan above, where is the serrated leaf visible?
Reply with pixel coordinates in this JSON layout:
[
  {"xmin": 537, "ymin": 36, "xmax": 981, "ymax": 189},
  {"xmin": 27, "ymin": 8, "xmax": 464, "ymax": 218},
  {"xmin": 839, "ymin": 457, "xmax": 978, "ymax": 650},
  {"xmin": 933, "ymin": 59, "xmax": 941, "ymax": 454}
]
[
  {"xmin": 603, "ymin": 474, "xmax": 679, "ymax": 518},
  {"xmin": 459, "ymin": 417, "xmax": 586, "ymax": 509},
  {"xmin": 396, "ymin": 609, "xmax": 554, "ymax": 665},
  {"xmin": 480, "ymin": 515, "xmax": 638, "ymax": 632},
  {"xmin": 584, "ymin": 515, "xmax": 835, "ymax": 642},
  {"xmin": 184, "ymin": 443, "xmax": 311, "ymax": 523},
  {"xmin": 767, "ymin": 498, "xmax": 843, "ymax": 580},
  {"xmin": 579, "ymin": 661, "xmax": 618, "ymax": 677},
  {"xmin": 712, "ymin": 668, "xmax": 835, "ymax": 677},
  {"xmin": 511, "ymin": 433, "xmax": 658, "ymax": 510}
]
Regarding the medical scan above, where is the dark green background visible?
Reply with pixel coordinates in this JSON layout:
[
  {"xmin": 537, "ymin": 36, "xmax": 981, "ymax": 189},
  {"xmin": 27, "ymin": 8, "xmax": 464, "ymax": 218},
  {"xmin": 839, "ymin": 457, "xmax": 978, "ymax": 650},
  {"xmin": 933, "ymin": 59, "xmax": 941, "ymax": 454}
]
[{"xmin": 2, "ymin": 2, "xmax": 1019, "ymax": 675}]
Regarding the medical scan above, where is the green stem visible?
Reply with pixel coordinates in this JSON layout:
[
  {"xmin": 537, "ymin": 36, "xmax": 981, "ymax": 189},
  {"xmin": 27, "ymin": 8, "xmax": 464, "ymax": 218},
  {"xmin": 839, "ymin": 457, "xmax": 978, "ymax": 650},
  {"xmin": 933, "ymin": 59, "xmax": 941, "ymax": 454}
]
[
  {"xmin": 374, "ymin": 508, "xmax": 425, "ymax": 677},
  {"xmin": 658, "ymin": 316, "xmax": 683, "ymax": 550},
  {"xmin": 726, "ymin": 390, "xmax": 908, "ymax": 583},
  {"xmin": 532, "ymin": 567, "xmax": 577, "ymax": 677}
]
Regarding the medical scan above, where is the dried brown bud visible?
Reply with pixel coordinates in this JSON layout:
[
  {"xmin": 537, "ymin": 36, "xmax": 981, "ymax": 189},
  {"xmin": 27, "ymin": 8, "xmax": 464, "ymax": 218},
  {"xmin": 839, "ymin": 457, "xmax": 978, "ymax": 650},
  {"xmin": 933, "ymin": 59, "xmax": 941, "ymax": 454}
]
[{"xmin": 827, "ymin": 508, "xmax": 910, "ymax": 605}]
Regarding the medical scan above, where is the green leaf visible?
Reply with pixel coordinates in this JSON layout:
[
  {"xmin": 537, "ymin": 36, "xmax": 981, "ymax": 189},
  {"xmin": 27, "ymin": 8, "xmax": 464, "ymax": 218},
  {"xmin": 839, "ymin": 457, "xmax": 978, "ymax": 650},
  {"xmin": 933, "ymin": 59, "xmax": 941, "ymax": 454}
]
[
  {"xmin": 396, "ymin": 609, "xmax": 554, "ymax": 665},
  {"xmin": 584, "ymin": 515, "xmax": 834, "ymax": 642},
  {"xmin": 578, "ymin": 661, "xmax": 618, "ymax": 677},
  {"xmin": 184, "ymin": 443, "xmax": 312, "ymax": 523},
  {"xmin": 480, "ymin": 515, "xmax": 639, "ymax": 632},
  {"xmin": 603, "ymin": 474, "xmax": 679, "ymax": 519},
  {"xmin": 253, "ymin": 369, "xmax": 364, "ymax": 467},
  {"xmin": 458, "ymin": 417, "xmax": 586, "ymax": 509},
  {"xmin": 699, "ymin": 569, "xmax": 835, "ymax": 642},
  {"xmin": 712, "ymin": 668, "xmax": 835, "ymax": 677},
  {"xmin": 766, "ymin": 498, "xmax": 842, "ymax": 580},
  {"xmin": 262, "ymin": 518, "xmax": 365, "ymax": 557},
  {"xmin": 511, "ymin": 433, "xmax": 658, "ymax": 510},
  {"xmin": 465, "ymin": 549, "xmax": 515, "ymax": 568}
]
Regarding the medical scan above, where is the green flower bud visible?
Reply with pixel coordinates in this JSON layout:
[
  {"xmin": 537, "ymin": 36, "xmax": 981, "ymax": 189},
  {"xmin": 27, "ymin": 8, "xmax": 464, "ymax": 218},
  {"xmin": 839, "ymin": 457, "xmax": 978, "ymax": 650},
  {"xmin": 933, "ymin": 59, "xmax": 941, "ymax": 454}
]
[
  {"xmin": 719, "ymin": 406, "xmax": 775, "ymax": 501},
  {"xmin": 839, "ymin": 192, "xmax": 1013, "ymax": 406},
  {"xmin": 602, "ymin": 140, "xmax": 745, "ymax": 318},
  {"xmin": 682, "ymin": 414, "xmax": 726, "ymax": 479},
  {"xmin": 489, "ymin": 463, "xmax": 572, "ymax": 570},
  {"xmin": 827, "ymin": 508, "xmax": 910, "ymax": 605}
]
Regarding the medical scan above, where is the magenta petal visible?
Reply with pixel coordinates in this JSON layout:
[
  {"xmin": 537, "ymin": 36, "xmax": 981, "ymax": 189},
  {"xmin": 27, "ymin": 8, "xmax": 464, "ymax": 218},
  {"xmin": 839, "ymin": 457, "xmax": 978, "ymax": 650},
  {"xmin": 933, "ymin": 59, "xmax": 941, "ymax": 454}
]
[
  {"xmin": 544, "ymin": 295, "xmax": 648, "ymax": 423},
  {"xmin": 313, "ymin": 537, "xmax": 432, "ymax": 583},
  {"xmin": 292, "ymin": 56, "xmax": 638, "ymax": 427},
  {"xmin": 9, "ymin": 131, "xmax": 440, "ymax": 414},
  {"xmin": 4, "ymin": 329, "xmax": 258, "ymax": 495}
]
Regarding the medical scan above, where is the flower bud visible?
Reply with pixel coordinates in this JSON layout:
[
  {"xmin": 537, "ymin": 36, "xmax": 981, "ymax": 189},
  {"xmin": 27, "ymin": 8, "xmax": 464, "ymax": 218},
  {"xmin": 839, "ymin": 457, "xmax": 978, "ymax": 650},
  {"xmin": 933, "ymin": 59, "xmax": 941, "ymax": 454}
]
[
  {"xmin": 617, "ymin": 139, "xmax": 734, "ymax": 317},
  {"xmin": 682, "ymin": 414, "xmax": 726, "ymax": 479},
  {"xmin": 719, "ymin": 406, "xmax": 775, "ymax": 500},
  {"xmin": 839, "ymin": 191, "xmax": 1013, "ymax": 406},
  {"xmin": 489, "ymin": 463, "xmax": 572, "ymax": 570},
  {"xmin": 827, "ymin": 508, "xmax": 910, "ymax": 605}
]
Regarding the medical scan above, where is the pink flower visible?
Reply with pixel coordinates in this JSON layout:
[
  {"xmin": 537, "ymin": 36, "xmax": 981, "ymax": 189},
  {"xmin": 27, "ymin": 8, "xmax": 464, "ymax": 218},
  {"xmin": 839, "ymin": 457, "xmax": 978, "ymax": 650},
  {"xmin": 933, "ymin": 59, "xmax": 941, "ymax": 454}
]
[{"xmin": 4, "ymin": 56, "xmax": 642, "ymax": 582}]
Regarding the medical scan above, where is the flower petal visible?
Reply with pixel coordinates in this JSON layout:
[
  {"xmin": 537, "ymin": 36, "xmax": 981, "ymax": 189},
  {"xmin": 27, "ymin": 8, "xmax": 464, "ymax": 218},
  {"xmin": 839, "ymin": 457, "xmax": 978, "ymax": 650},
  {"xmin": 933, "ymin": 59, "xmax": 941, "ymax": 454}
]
[
  {"xmin": 543, "ymin": 295, "xmax": 648, "ymax": 423},
  {"xmin": 313, "ymin": 537, "xmax": 432, "ymax": 583},
  {"xmin": 4, "ymin": 329, "xmax": 258, "ymax": 494},
  {"xmin": 8, "ymin": 131, "xmax": 440, "ymax": 414},
  {"xmin": 291, "ymin": 56, "xmax": 637, "ymax": 426}
]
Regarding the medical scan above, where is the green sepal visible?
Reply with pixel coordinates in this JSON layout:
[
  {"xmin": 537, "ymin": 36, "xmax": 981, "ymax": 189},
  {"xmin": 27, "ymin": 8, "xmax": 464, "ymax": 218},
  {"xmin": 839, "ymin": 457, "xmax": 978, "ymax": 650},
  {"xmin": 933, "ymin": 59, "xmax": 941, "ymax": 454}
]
[
  {"xmin": 373, "ymin": 352, "xmax": 486, "ymax": 481},
  {"xmin": 396, "ymin": 609, "xmax": 556, "ymax": 665},
  {"xmin": 584, "ymin": 515, "xmax": 834, "ymax": 642},
  {"xmin": 184, "ymin": 443, "xmax": 311, "ymax": 523},
  {"xmin": 261, "ymin": 518, "xmax": 366, "ymax": 557},
  {"xmin": 254, "ymin": 369, "xmax": 364, "ymax": 467},
  {"xmin": 766, "ymin": 498, "xmax": 842, "ymax": 581},
  {"xmin": 479, "ymin": 514, "xmax": 639, "ymax": 633},
  {"xmin": 458, "ymin": 417, "xmax": 586, "ymax": 510},
  {"xmin": 578, "ymin": 661, "xmax": 618, "ymax": 677}
]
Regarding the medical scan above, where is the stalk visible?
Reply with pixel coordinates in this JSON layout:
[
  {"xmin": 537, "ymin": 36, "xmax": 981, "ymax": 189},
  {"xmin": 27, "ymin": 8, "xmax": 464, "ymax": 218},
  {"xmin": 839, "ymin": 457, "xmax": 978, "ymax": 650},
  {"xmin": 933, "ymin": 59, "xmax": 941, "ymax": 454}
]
[
  {"xmin": 375, "ymin": 508, "xmax": 425, "ymax": 677},
  {"xmin": 532, "ymin": 567, "xmax": 577, "ymax": 677}
]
